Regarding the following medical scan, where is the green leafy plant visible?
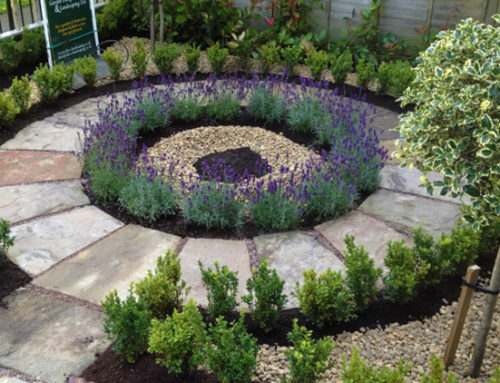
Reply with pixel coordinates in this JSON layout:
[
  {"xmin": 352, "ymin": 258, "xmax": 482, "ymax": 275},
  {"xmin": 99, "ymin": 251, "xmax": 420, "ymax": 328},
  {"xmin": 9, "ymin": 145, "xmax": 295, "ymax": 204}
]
[
  {"xmin": 9, "ymin": 75, "xmax": 32, "ymax": 113},
  {"xmin": 204, "ymin": 312, "xmax": 258, "ymax": 383},
  {"xmin": 0, "ymin": 91, "xmax": 20, "ymax": 126},
  {"xmin": 21, "ymin": 28, "xmax": 45, "ymax": 65},
  {"xmin": 131, "ymin": 38, "xmax": 148, "ymax": 79},
  {"xmin": 153, "ymin": 43, "xmax": 181, "ymax": 74},
  {"xmin": 355, "ymin": 57, "xmax": 376, "ymax": 87},
  {"xmin": 286, "ymin": 97, "xmax": 331, "ymax": 135},
  {"xmin": 395, "ymin": 15, "xmax": 500, "ymax": 229},
  {"xmin": 304, "ymin": 48, "xmax": 330, "ymax": 80},
  {"xmin": 259, "ymin": 43, "xmax": 280, "ymax": 74},
  {"xmin": 0, "ymin": 219, "xmax": 15, "ymax": 255},
  {"xmin": 283, "ymin": 319, "xmax": 334, "ymax": 383},
  {"xmin": 227, "ymin": 30, "xmax": 256, "ymax": 71},
  {"xmin": 420, "ymin": 355, "xmax": 459, "ymax": 383},
  {"xmin": 148, "ymin": 299, "xmax": 205, "ymax": 375},
  {"xmin": 0, "ymin": 38, "xmax": 21, "ymax": 74},
  {"xmin": 199, "ymin": 261, "xmax": 239, "ymax": 321},
  {"xmin": 411, "ymin": 226, "xmax": 441, "ymax": 286},
  {"xmin": 248, "ymin": 88, "xmax": 286, "ymax": 124},
  {"xmin": 205, "ymin": 93, "xmax": 241, "ymax": 122},
  {"xmin": 33, "ymin": 63, "xmax": 74, "ymax": 103},
  {"xmin": 101, "ymin": 48, "xmax": 124, "ymax": 81},
  {"xmin": 206, "ymin": 42, "xmax": 228, "ymax": 75},
  {"xmin": 96, "ymin": 0, "xmax": 132, "ymax": 39},
  {"xmin": 73, "ymin": 55, "xmax": 97, "ymax": 86},
  {"xmin": 87, "ymin": 164, "xmax": 130, "ymax": 204},
  {"xmin": 242, "ymin": 258, "xmax": 287, "ymax": 332},
  {"xmin": 183, "ymin": 43, "xmax": 201, "ymax": 73},
  {"xmin": 435, "ymin": 225, "xmax": 479, "ymax": 277},
  {"xmin": 280, "ymin": 45, "xmax": 304, "ymax": 75},
  {"xmin": 172, "ymin": 96, "xmax": 203, "ymax": 122},
  {"xmin": 383, "ymin": 239, "xmax": 430, "ymax": 304},
  {"xmin": 101, "ymin": 288, "xmax": 151, "ymax": 363},
  {"xmin": 118, "ymin": 175, "xmax": 178, "ymax": 222},
  {"xmin": 294, "ymin": 269, "xmax": 357, "ymax": 328},
  {"xmin": 490, "ymin": 367, "xmax": 500, "ymax": 383},
  {"xmin": 341, "ymin": 346, "xmax": 410, "ymax": 382},
  {"xmin": 330, "ymin": 49, "xmax": 353, "ymax": 83},
  {"xmin": 127, "ymin": 97, "xmax": 169, "ymax": 137},
  {"xmin": 134, "ymin": 250, "xmax": 189, "ymax": 319},
  {"xmin": 377, "ymin": 60, "xmax": 415, "ymax": 97},
  {"xmin": 343, "ymin": 235, "xmax": 382, "ymax": 312}
]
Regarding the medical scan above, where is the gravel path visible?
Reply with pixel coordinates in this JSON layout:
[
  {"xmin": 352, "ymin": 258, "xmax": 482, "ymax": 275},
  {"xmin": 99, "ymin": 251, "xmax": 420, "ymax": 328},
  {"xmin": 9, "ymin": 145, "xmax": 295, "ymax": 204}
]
[{"xmin": 252, "ymin": 292, "xmax": 499, "ymax": 382}]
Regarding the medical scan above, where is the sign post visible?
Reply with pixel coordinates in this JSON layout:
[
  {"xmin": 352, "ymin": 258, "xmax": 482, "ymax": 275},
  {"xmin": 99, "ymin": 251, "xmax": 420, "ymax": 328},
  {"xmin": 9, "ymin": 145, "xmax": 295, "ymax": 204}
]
[{"xmin": 40, "ymin": 0, "xmax": 99, "ymax": 66}]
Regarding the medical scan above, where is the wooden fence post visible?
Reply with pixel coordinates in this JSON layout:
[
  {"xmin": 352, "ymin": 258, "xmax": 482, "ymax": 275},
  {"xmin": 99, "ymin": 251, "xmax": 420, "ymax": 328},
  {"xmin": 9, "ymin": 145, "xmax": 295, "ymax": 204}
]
[{"xmin": 443, "ymin": 265, "xmax": 481, "ymax": 367}]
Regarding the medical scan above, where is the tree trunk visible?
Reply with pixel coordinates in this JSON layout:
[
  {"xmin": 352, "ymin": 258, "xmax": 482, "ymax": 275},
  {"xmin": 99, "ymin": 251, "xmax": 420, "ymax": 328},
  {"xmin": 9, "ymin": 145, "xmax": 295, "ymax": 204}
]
[
  {"xmin": 467, "ymin": 246, "xmax": 500, "ymax": 377},
  {"xmin": 150, "ymin": 0, "xmax": 155, "ymax": 52},
  {"xmin": 158, "ymin": 0, "xmax": 164, "ymax": 44}
]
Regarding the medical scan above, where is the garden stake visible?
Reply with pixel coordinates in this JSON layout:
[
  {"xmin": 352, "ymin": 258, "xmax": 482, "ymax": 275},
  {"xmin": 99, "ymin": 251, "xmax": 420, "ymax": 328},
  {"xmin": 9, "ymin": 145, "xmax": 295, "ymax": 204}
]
[{"xmin": 443, "ymin": 265, "xmax": 480, "ymax": 367}]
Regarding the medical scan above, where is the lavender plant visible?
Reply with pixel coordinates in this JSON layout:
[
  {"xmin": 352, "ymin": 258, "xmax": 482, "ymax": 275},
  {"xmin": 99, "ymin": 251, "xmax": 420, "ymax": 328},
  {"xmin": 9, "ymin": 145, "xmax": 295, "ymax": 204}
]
[
  {"xmin": 247, "ymin": 88, "xmax": 286, "ymax": 124},
  {"xmin": 205, "ymin": 93, "xmax": 241, "ymax": 122}
]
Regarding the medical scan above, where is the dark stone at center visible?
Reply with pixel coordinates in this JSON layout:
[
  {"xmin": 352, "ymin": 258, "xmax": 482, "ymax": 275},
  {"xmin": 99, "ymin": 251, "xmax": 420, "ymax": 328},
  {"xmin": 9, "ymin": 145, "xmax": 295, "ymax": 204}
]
[{"xmin": 194, "ymin": 147, "xmax": 270, "ymax": 182}]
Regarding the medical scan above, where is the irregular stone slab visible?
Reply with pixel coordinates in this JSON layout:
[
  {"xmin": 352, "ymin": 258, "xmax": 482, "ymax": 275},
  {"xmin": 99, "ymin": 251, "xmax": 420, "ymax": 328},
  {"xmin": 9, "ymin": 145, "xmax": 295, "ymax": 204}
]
[
  {"xmin": 0, "ymin": 151, "xmax": 81, "ymax": 186},
  {"xmin": 253, "ymin": 231, "xmax": 344, "ymax": 308},
  {"xmin": 8, "ymin": 206, "xmax": 123, "ymax": 275},
  {"xmin": 47, "ymin": 98, "xmax": 102, "ymax": 127},
  {"xmin": 0, "ymin": 377, "xmax": 30, "ymax": 383},
  {"xmin": 0, "ymin": 289, "xmax": 109, "ymax": 383},
  {"xmin": 369, "ymin": 108, "xmax": 400, "ymax": 140},
  {"xmin": 315, "ymin": 210, "xmax": 411, "ymax": 271},
  {"xmin": 178, "ymin": 238, "xmax": 252, "ymax": 307},
  {"xmin": 380, "ymin": 164, "xmax": 470, "ymax": 204},
  {"xmin": 1, "ymin": 121, "xmax": 83, "ymax": 153},
  {"xmin": 359, "ymin": 189, "xmax": 461, "ymax": 238},
  {"xmin": 0, "ymin": 180, "xmax": 89, "ymax": 224},
  {"xmin": 33, "ymin": 225, "xmax": 180, "ymax": 304}
]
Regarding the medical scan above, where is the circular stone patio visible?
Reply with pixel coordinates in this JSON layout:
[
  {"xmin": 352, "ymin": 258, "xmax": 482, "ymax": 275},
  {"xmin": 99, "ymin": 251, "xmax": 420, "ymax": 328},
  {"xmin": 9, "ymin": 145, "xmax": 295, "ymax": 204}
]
[{"xmin": 0, "ymin": 87, "xmax": 466, "ymax": 383}]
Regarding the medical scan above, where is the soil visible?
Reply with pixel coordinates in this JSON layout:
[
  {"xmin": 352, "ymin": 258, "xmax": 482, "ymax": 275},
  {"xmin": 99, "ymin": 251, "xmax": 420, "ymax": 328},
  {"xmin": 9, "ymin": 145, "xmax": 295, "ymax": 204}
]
[{"xmin": 0, "ymin": 255, "xmax": 32, "ymax": 305}]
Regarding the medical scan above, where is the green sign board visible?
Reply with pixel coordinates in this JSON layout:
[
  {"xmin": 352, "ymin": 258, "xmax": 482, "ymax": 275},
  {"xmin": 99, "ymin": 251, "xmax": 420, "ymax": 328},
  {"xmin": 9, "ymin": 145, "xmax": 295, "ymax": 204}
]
[{"xmin": 42, "ymin": 0, "xmax": 98, "ymax": 64}]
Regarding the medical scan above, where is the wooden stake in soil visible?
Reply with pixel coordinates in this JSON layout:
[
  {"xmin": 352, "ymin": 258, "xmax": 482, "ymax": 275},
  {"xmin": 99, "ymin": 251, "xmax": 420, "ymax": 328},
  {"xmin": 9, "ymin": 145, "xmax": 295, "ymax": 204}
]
[{"xmin": 443, "ymin": 265, "xmax": 481, "ymax": 367}]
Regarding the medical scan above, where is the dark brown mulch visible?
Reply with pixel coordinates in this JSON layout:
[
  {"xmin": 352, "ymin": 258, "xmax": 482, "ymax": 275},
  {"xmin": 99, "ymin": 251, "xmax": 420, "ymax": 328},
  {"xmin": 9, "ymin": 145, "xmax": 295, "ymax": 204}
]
[{"xmin": 0, "ymin": 255, "xmax": 32, "ymax": 304}]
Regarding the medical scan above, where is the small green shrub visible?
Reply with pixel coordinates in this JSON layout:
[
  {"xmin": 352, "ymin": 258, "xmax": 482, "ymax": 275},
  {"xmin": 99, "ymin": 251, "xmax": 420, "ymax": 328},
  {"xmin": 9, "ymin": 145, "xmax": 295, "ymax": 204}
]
[
  {"xmin": 172, "ymin": 97, "xmax": 203, "ymax": 122},
  {"xmin": 118, "ymin": 175, "xmax": 178, "ymax": 222},
  {"xmin": 184, "ymin": 43, "xmax": 201, "ymax": 73},
  {"xmin": 134, "ymin": 250, "xmax": 189, "ymax": 319},
  {"xmin": 242, "ymin": 258, "xmax": 287, "ymax": 332},
  {"xmin": 204, "ymin": 313, "xmax": 258, "ymax": 383},
  {"xmin": 420, "ymin": 355, "xmax": 459, "ymax": 383},
  {"xmin": 284, "ymin": 319, "xmax": 334, "ymax": 383},
  {"xmin": 9, "ymin": 75, "xmax": 31, "ymax": 113},
  {"xmin": 286, "ymin": 97, "xmax": 331, "ymax": 135},
  {"xmin": 153, "ymin": 44, "xmax": 181, "ymax": 74},
  {"xmin": 259, "ymin": 43, "xmax": 280, "ymax": 74},
  {"xmin": 412, "ymin": 226, "xmax": 440, "ymax": 286},
  {"xmin": 355, "ymin": 58, "xmax": 376, "ymax": 87},
  {"xmin": 435, "ymin": 225, "xmax": 479, "ymax": 277},
  {"xmin": 73, "ymin": 55, "xmax": 97, "ymax": 86},
  {"xmin": 101, "ymin": 48, "xmax": 124, "ymax": 81},
  {"xmin": 101, "ymin": 289, "xmax": 151, "ymax": 363},
  {"xmin": 131, "ymin": 38, "xmax": 148, "ymax": 79},
  {"xmin": 0, "ymin": 219, "xmax": 15, "ymax": 255},
  {"xmin": 294, "ymin": 269, "xmax": 357, "ymax": 328},
  {"xmin": 206, "ymin": 42, "xmax": 228, "ymax": 75},
  {"xmin": 341, "ymin": 346, "xmax": 410, "ymax": 383},
  {"xmin": 205, "ymin": 93, "xmax": 240, "ymax": 122},
  {"xmin": 148, "ymin": 299, "xmax": 205, "ymax": 375},
  {"xmin": 21, "ymin": 28, "xmax": 45, "ymax": 65},
  {"xmin": 343, "ymin": 235, "xmax": 382, "ymax": 312},
  {"xmin": 305, "ymin": 49, "xmax": 330, "ymax": 80},
  {"xmin": 383, "ymin": 239, "xmax": 430, "ymax": 304},
  {"xmin": 491, "ymin": 367, "xmax": 500, "ymax": 383},
  {"xmin": 0, "ymin": 91, "xmax": 19, "ymax": 126},
  {"xmin": 248, "ymin": 88, "xmax": 286, "ymax": 124},
  {"xmin": 199, "ymin": 261, "xmax": 239, "ymax": 321},
  {"xmin": 95, "ymin": 0, "xmax": 131, "ymax": 39},
  {"xmin": 180, "ymin": 181, "xmax": 243, "ymax": 229},
  {"xmin": 280, "ymin": 45, "xmax": 304, "ymax": 74},
  {"xmin": 87, "ymin": 165, "xmax": 130, "ymax": 204},
  {"xmin": 33, "ymin": 63, "xmax": 74, "ymax": 103},
  {"xmin": 330, "ymin": 49, "xmax": 353, "ymax": 84},
  {"xmin": 0, "ymin": 38, "xmax": 21, "ymax": 74},
  {"xmin": 377, "ymin": 60, "xmax": 415, "ymax": 97},
  {"xmin": 228, "ymin": 31, "xmax": 255, "ymax": 70},
  {"xmin": 250, "ymin": 188, "xmax": 302, "ymax": 231}
]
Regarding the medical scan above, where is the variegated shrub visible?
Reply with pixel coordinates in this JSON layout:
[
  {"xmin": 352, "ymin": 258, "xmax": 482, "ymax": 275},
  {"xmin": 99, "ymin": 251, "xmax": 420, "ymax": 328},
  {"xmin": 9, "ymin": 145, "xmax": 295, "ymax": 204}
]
[{"xmin": 395, "ymin": 15, "xmax": 500, "ymax": 229}]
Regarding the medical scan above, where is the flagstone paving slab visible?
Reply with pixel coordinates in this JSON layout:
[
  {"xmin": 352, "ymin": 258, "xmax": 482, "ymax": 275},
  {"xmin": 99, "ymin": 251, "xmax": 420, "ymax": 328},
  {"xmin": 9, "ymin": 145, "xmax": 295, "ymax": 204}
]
[
  {"xmin": 178, "ymin": 238, "xmax": 252, "ymax": 307},
  {"xmin": 380, "ymin": 164, "xmax": 470, "ymax": 204},
  {"xmin": 33, "ymin": 224, "xmax": 181, "ymax": 305},
  {"xmin": 0, "ymin": 180, "xmax": 89, "ymax": 224},
  {"xmin": 358, "ymin": 189, "xmax": 462, "ymax": 238},
  {"xmin": 0, "ymin": 151, "xmax": 82, "ymax": 186},
  {"xmin": 0, "ymin": 289, "xmax": 109, "ymax": 383},
  {"xmin": 0, "ymin": 121, "xmax": 83, "ymax": 153},
  {"xmin": 8, "ymin": 206, "xmax": 123, "ymax": 276},
  {"xmin": 46, "ymin": 98, "xmax": 102, "ymax": 127},
  {"xmin": 315, "ymin": 210, "xmax": 411, "ymax": 271},
  {"xmin": 253, "ymin": 231, "xmax": 344, "ymax": 308},
  {"xmin": 369, "ymin": 108, "xmax": 400, "ymax": 140},
  {"xmin": 0, "ymin": 377, "xmax": 30, "ymax": 383}
]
